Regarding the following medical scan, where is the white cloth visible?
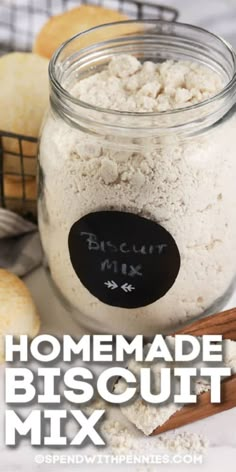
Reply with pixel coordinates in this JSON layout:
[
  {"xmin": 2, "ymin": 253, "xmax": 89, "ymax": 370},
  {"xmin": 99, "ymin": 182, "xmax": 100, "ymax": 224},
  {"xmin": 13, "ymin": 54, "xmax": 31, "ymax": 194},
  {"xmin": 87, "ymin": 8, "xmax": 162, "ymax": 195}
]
[
  {"xmin": 169, "ymin": 0, "xmax": 236, "ymax": 46},
  {"xmin": 0, "ymin": 209, "xmax": 42, "ymax": 276}
]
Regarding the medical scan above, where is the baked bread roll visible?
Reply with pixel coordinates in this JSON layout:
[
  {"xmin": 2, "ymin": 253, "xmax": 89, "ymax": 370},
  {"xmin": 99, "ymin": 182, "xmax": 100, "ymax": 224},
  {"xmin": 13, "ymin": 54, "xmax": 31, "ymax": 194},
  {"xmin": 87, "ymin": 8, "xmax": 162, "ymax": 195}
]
[
  {"xmin": 0, "ymin": 269, "xmax": 40, "ymax": 363},
  {"xmin": 33, "ymin": 5, "xmax": 129, "ymax": 59},
  {"xmin": 0, "ymin": 52, "xmax": 49, "ymax": 180}
]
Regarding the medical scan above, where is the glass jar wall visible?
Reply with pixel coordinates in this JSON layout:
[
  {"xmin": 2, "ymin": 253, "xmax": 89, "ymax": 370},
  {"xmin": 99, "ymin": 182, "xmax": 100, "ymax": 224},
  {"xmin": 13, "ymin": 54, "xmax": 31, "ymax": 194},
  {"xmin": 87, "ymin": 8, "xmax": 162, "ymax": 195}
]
[{"xmin": 38, "ymin": 21, "xmax": 236, "ymax": 335}]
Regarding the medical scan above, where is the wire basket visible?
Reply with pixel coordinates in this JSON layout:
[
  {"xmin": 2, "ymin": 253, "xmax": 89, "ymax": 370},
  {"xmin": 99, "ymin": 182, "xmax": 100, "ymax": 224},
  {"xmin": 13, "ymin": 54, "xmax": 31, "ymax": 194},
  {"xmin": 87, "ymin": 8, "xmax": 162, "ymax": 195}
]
[{"xmin": 0, "ymin": 0, "xmax": 178, "ymax": 219}]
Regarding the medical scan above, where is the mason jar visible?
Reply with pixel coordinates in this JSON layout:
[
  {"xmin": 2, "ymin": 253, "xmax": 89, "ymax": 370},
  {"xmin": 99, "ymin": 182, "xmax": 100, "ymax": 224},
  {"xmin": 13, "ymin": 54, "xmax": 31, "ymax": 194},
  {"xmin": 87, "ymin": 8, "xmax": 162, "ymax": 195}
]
[{"xmin": 38, "ymin": 20, "xmax": 236, "ymax": 336}]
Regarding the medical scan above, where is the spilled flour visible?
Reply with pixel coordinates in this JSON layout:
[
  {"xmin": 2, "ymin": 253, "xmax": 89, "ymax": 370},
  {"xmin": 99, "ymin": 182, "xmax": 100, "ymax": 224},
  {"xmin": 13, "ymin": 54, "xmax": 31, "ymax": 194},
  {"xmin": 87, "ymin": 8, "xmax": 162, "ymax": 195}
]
[
  {"xmin": 80, "ymin": 397, "xmax": 209, "ymax": 456},
  {"xmin": 62, "ymin": 338, "xmax": 236, "ymax": 457},
  {"xmin": 115, "ymin": 338, "xmax": 236, "ymax": 436},
  {"xmin": 101, "ymin": 419, "xmax": 209, "ymax": 455}
]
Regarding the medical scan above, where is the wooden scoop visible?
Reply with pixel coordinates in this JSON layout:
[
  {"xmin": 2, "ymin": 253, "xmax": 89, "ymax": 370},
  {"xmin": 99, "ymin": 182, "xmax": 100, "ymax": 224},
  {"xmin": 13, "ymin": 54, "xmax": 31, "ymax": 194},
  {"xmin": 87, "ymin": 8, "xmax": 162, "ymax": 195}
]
[{"xmin": 151, "ymin": 307, "xmax": 236, "ymax": 436}]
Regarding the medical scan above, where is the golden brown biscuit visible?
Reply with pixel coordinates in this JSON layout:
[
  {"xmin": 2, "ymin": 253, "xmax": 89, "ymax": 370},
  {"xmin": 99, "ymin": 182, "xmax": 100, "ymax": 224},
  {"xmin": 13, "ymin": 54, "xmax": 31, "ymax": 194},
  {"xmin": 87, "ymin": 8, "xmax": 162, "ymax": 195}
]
[
  {"xmin": 0, "ymin": 269, "xmax": 40, "ymax": 363},
  {"xmin": 33, "ymin": 5, "xmax": 129, "ymax": 59},
  {"xmin": 0, "ymin": 52, "xmax": 48, "ymax": 179}
]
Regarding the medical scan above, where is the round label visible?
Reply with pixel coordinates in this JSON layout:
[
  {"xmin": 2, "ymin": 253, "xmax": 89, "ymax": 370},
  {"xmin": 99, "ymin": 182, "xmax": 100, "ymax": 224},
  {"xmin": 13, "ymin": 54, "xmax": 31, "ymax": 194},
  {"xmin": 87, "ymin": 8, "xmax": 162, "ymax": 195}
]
[{"xmin": 68, "ymin": 211, "xmax": 181, "ymax": 309}]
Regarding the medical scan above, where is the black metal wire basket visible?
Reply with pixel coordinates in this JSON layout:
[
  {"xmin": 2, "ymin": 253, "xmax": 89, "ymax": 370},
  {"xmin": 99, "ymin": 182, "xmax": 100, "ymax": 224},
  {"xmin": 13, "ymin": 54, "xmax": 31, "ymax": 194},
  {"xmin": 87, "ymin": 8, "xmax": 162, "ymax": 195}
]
[{"xmin": 0, "ymin": 0, "xmax": 178, "ymax": 218}]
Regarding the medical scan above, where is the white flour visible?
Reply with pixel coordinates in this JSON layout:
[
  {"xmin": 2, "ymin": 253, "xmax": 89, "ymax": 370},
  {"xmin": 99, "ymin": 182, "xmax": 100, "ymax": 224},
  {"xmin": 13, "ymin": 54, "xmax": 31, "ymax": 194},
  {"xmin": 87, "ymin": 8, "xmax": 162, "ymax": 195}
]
[
  {"xmin": 101, "ymin": 418, "xmax": 209, "ymax": 455},
  {"xmin": 64, "ymin": 338, "xmax": 236, "ymax": 456},
  {"xmin": 39, "ymin": 54, "xmax": 236, "ymax": 335},
  {"xmin": 79, "ymin": 397, "xmax": 209, "ymax": 456},
  {"xmin": 115, "ymin": 338, "xmax": 236, "ymax": 436},
  {"xmin": 73, "ymin": 56, "xmax": 223, "ymax": 112}
]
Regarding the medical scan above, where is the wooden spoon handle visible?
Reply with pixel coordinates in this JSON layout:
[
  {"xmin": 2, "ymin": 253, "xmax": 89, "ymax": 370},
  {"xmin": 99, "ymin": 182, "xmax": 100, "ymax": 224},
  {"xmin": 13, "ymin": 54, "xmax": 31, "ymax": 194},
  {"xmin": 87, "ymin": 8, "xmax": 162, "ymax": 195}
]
[
  {"xmin": 151, "ymin": 374, "xmax": 236, "ymax": 435},
  {"xmin": 151, "ymin": 308, "xmax": 236, "ymax": 436},
  {"xmin": 175, "ymin": 307, "xmax": 236, "ymax": 340}
]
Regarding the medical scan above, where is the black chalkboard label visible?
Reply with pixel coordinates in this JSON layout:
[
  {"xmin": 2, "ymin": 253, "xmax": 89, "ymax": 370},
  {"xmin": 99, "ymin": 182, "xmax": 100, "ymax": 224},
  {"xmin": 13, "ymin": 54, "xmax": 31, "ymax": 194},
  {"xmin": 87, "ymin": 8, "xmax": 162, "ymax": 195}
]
[{"xmin": 68, "ymin": 211, "xmax": 181, "ymax": 309}]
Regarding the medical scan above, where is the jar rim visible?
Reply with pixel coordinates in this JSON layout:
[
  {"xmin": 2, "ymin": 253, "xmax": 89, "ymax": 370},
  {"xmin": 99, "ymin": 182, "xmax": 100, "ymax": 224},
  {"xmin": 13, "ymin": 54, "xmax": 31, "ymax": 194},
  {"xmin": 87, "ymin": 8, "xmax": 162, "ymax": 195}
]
[{"xmin": 49, "ymin": 19, "xmax": 236, "ymax": 124}]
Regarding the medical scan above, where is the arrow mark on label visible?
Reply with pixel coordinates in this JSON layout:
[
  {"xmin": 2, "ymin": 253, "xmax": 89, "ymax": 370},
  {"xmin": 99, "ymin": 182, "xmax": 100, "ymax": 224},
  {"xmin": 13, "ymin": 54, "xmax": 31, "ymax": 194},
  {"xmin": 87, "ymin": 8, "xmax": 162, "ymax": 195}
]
[
  {"xmin": 104, "ymin": 280, "xmax": 118, "ymax": 290},
  {"xmin": 121, "ymin": 283, "xmax": 135, "ymax": 293}
]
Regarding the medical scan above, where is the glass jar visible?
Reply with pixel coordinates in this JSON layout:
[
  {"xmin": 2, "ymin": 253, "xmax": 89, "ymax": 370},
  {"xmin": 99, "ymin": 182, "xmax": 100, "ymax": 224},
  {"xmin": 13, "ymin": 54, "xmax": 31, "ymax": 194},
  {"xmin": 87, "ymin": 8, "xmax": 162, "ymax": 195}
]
[{"xmin": 38, "ymin": 20, "xmax": 236, "ymax": 336}]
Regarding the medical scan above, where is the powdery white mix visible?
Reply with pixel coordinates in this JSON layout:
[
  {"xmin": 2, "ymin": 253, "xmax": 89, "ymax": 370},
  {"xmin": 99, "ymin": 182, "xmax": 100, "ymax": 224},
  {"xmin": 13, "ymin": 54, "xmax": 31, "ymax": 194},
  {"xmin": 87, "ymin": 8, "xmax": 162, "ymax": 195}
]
[
  {"xmin": 101, "ymin": 419, "xmax": 209, "ymax": 456},
  {"xmin": 39, "ymin": 54, "xmax": 236, "ymax": 335},
  {"xmin": 66, "ymin": 395, "xmax": 209, "ymax": 456},
  {"xmin": 74, "ymin": 55, "xmax": 223, "ymax": 112},
  {"xmin": 115, "ymin": 338, "xmax": 236, "ymax": 436}
]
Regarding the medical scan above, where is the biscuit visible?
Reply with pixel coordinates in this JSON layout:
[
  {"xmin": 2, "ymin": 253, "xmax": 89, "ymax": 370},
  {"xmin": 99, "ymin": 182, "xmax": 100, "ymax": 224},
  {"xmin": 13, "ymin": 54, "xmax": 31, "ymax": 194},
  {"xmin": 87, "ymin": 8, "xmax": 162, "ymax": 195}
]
[
  {"xmin": 0, "ymin": 52, "xmax": 49, "ymax": 180},
  {"xmin": 33, "ymin": 5, "xmax": 129, "ymax": 59},
  {"xmin": 0, "ymin": 269, "xmax": 40, "ymax": 363}
]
